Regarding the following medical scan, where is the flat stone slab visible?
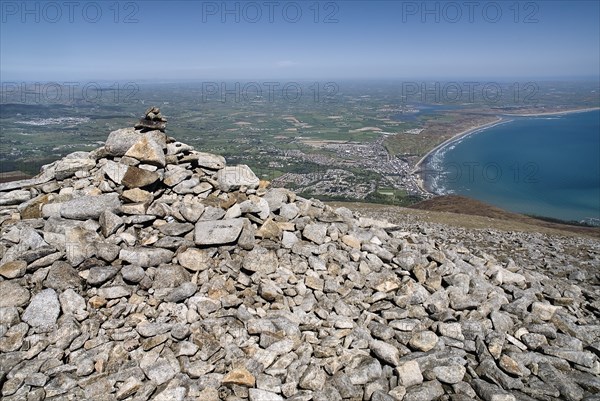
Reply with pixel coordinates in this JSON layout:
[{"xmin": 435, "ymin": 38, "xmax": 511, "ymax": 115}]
[
  {"xmin": 119, "ymin": 247, "xmax": 174, "ymax": 267},
  {"xmin": 194, "ymin": 218, "xmax": 245, "ymax": 245},
  {"xmin": 60, "ymin": 193, "xmax": 121, "ymax": 220}
]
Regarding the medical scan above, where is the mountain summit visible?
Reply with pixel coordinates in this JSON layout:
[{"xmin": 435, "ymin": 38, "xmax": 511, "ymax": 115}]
[{"xmin": 0, "ymin": 109, "xmax": 598, "ymax": 400}]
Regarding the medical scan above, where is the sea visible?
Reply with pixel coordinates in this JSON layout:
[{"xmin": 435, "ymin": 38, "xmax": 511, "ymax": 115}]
[{"xmin": 424, "ymin": 109, "xmax": 600, "ymax": 225}]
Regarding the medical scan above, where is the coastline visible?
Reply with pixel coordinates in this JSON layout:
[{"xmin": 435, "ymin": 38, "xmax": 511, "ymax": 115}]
[
  {"xmin": 412, "ymin": 107, "xmax": 600, "ymax": 195},
  {"xmin": 501, "ymin": 106, "xmax": 600, "ymax": 117},
  {"xmin": 412, "ymin": 117, "xmax": 505, "ymax": 194}
]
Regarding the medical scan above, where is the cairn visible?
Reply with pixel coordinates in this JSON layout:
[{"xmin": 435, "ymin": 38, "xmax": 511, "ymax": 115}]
[{"xmin": 135, "ymin": 106, "xmax": 167, "ymax": 132}]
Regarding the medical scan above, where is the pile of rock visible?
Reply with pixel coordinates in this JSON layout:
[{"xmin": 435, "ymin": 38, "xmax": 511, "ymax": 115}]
[
  {"xmin": 135, "ymin": 106, "xmax": 167, "ymax": 132},
  {"xmin": 0, "ymin": 110, "xmax": 598, "ymax": 401}
]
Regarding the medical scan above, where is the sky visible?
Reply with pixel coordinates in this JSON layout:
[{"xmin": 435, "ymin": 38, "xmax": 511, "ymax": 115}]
[{"xmin": 1, "ymin": 0, "xmax": 599, "ymax": 81}]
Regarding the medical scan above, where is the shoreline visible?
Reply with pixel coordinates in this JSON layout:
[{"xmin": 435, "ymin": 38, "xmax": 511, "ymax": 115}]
[
  {"xmin": 411, "ymin": 107, "xmax": 600, "ymax": 194},
  {"xmin": 412, "ymin": 117, "xmax": 505, "ymax": 194},
  {"xmin": 500, "ymin": 106, "xmax": 600, "ymax": 117}
]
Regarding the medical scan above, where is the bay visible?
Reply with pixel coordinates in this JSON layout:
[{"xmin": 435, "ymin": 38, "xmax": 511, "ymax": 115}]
[{"xmin": 427, "ymin": 110, "xmax": 600, "ymax": 224}]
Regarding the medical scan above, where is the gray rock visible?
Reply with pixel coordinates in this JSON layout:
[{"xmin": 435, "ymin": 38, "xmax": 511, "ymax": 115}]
[
  {"xmin": 217, "ymin": 165, "xmax": 260, "ymax": 191},
  {"xmin": 59, "ymin": 288, "xmax": 87, "ymax": 318},
  {"xmin": 121, "ymin": 166, "xmax": 160, "ymax": 188},
  {"xmin": 140, "ymin": 355, "xmax": 178, "ymax": 385},
  {"xmin": 348, "ymin": 357, "xmax": 382, "ymax": 385},
  {"xmin": 537, "ymin": 362, "xmax": 585, "ymax": 401},
  {"xmin": 471, "ymin": 379, "xmax": 516, "ymax": 401},
  {"xmin": 198, "ymin": 206, "xmax": 226, "ymax": 221},
  {"xmin": 171, "ymin": 324, "xmax": 191, "ymax": 340},
  {"xmin": 153, "ymin": 264, "xmax": 191, "ymax": 289},
  {"xmin": 194, "ymin": 218, "xmax": 245, "ymax": 245},
  {"xmin": 262, "ymin": 188, "xmax": 289, "ymax": 212},
  {"xmin": 542, "ymin": 347, "xmax": 596, "ymax": 368},
  {"xmin": 0, "ymin": 322, "xmax": 28, "ymax": 352},
  {"xmin": 179, "ymin": 201, "xmax": 204, "ymax": 223},
  {"xmin": 124, "ymin": 135, "xmax": 166, "ymax": 167},
  {"xmin": 303, "ymin": 223, "xmax": 328, "ymax": 245},
  {"xmin": 249, "ymin": 388, "xmax": 284, "ymax": 401},
  {"xmin": 158, "ymin": 222, "xmax": 194, "ymax": 236},
  {"xmin": 0, "ymin": 189, "xmax": 31, "ymax": 206},
  {"xmin": 64, "ymin": 226, "xmax": 99, "ymax": 266},
  {"xmin": 95, "ymin": 242, "xmax": 121, "ymax": 262},
  {"xmin": 193, "ymin": 152, "xmax": 226, "ymax": 170},
  {"xmin": 172, "ymin": 177, "xmax": 200, "ymax": 194},
  {"xmin": 299, "ymin": 364, "xmax": 327, "ymax": 391},
  {"xmin": 279, "ymin": 203, "xmax": 299, "ymax": 220},
  {"xmin": 119, "ymin": 247, "xmax": 174, "ymax": 267},
  {"xmin": 115, "ymin": 377, "xmax": 143, "ymax": 400},
  {"xmin": 86, "ymin": 265, "xmax": 119, "ymax": 286},
  {"xmin": 0, "ymin": 260, "xmax": 27, "ymax": 279},
  {"xmin": 371, "ymin": 391, "xmax": 395, "ymax": 401},
  {"xmin": 531, "ymin": 302, "xmax": 560, "ymax": 321},
  {"xmin": 99, "ymin": 210, "xmax": 124, "ymax": 237},
  {"xmin": 369, "ymin": 339, "xmax": 402, "ymax": 366},
  {"xmin": 137, "ymin": 321, "xmax": 172, "ymax": 337},
  {"xmin": 396, "ymin": 360, "xmax": 423, "ymax": 387},
  {"xmin": 102, "ymin": 160, "xmax": 129, "ymax": 184},
  {"xmin": 163, "ymin": 166, "xmax": 192, "ymax": 187},
  {"xmin": 331, "ymin": 373, "xmax": 362, "ymax": 399},
  {"xmin": 153, "ymin": 386, "xmax": 186, "ymax": 401},
  {"xmin": 60, "ymin": 193, "xmax": 121, "ymax": 220},
  {"xmin": 239, "ymin": 196, "xmax": 270, "ymax": 219},
  {"xmin": 409, "ymin": 331, "xmax": 439, "ymax": 352},
  {"xmin": 97, "ymin": 286, "xmax": 131, "ymax": 299},
  {"xmin": 54, "ymin": 152, "xmax": 95, "ymax": 180},
  {"xmin": 432, "ymin": 365, "xmax": 466, "ymax": 384},
  {"xmin": 165, "ymin": 282, "xmax": 198, "ymax": 302},
  {"xmin": 104, "ymin": 127, "xmax": 142, "ymax": 156},
  {"xmin": 259, "ymin": 279, "xmax": 281, "ymax": 302},
  {"xmin": 403, "ymin": 380, "xmax": 445, "ymax": 401},
  {"xmin": 178, "ymin": 247, "xmax": 216, "ymax": 271},
  {"xmin": 0, "ymin": 281, "xmax": 30, "ymax": 307},
  {"xmin": 22, "ymin": 288, "xmax": 60, "ymax": 331},
  {"xmin": 121, "ymin": 264, "xmax": 145, "ymax": 283},
  {"xmin": 44, "ymin": 261, "xmax": 82, "ymax": 290},
  {"xmin": 0, "ymin": 165, "xmax": 55, "ymax": 192},
  {"xmin": 282, "ymin": 231, "xmax": 299, "ymax": 249},
  {"xmin": 155, "ymin": 236, "xmax": 190, "ymax": 249},
  {"xmin": 243, "ymin": 246, "xmax": 278, "ymax": 274}
]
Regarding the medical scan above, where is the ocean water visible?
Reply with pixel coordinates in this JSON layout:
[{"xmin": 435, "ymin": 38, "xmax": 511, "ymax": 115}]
[{"xmin": 427, "ymin": 110, "xmax": 600, "ymax": 223}]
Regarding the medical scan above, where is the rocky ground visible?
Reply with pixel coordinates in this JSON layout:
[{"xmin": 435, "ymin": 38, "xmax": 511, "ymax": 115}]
[{"xmin": 0, "ymin": 110, "xmax": 599, "ymax": 401}]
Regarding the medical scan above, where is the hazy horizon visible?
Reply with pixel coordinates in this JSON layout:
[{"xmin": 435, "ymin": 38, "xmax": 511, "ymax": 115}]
[{"xmin": 2, "ymin": 1, "xmax": 599, "ymax": 82}]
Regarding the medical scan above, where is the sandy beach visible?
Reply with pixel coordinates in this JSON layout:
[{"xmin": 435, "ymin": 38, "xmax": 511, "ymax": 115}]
[
  {"xmin": 503, "ymin": 106, "xmax": 600, "ymax": 117},
  {"xmin": 412, "ymin": 107, "xmax": 600, "ymax": 194},
  {"xmin": 412, "ymin": 117, "xmax": 505, "ymax": 194}
]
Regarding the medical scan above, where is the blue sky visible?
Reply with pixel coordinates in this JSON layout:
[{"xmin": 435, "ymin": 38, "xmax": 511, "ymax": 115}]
[{"xmin": 1, "ymin": 0, "xmax": 599, "ymax": 81}]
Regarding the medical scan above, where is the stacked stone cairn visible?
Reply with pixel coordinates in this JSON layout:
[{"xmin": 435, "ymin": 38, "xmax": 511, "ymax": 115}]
[{"xmin": 135, "ymin": 107, "xmax": 167, "ymax": 133}]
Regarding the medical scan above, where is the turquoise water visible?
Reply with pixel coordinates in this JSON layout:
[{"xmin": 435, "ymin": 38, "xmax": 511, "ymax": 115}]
[{"xmin": 427, "ymin": 110, "xmax": 600, "ymax": 224}]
